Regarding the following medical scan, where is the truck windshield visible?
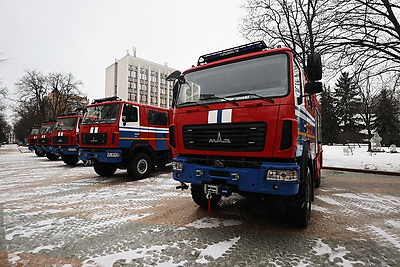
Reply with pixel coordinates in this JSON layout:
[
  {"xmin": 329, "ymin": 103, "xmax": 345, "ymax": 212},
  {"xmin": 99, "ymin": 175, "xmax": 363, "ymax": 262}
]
[
  {"xmin": 39, "ymin": 124, "xmax": 55, "ymax": 134},
  {"xmin": 176, "ymin": 53, "xmax": 289, "ymax": 107},
  {"xmin": 55, "ymin": 117, "xmax": 77, "ymax": 131},
  {"xmin": 30, "ymin": 128, "xmax": 39, "ymax": 135},
  {"xmin": 81, "ymin": 103, "xmax": 120, "ymax": 124}
]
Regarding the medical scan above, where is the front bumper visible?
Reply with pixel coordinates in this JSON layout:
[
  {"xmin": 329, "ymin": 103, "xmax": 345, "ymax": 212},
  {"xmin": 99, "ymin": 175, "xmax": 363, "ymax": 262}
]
[
  {"xmin": 172, "ymin": 157, "xmax": 300, "ymax": 196},
  {"xmin": 79, "ymin": 149, "xmax": 122, "ymax": 163}
]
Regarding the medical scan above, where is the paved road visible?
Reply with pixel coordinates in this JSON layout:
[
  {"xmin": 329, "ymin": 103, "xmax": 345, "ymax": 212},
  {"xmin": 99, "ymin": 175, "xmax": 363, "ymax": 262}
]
[{"xmin": 1, "ymin": 145, "xmax": 400, "ymax": 266}]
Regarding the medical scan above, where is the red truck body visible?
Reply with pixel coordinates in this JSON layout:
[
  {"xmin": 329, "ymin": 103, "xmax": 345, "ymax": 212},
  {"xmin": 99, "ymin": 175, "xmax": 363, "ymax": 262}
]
[
  {"xmin": 78, "ymin": 97, "xmax": 171, "ymax": 179},
  {"xmin": 169, "ymin": 42, "xmax": 323, "ymax": 226},
  {"xmin": 36, "ymin": 120, "xmax": 59, "ymax": 160},
  {"xmin": 52, "ymin": 114, "xmax": 82, "ymax": 165},
  {"xmin": 28, "ymin": 125, "xmax": 42, "ymax": 156}
]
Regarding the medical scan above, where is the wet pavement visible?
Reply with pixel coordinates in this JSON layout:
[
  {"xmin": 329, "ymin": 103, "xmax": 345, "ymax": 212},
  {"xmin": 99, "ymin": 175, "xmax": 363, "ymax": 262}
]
[{"xmin": 1, "ymin": 145, "xmax": 400, "ymax": 266}]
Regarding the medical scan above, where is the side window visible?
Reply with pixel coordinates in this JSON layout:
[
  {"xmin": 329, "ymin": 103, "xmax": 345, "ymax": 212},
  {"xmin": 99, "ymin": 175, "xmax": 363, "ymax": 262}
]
[
  {"xmin": 148, "ymin": 110, "xmax": 167, "ymax": 126},
  {"xmin": 122, "ymin": 104, "xmax": 138, "ymax": 122}
]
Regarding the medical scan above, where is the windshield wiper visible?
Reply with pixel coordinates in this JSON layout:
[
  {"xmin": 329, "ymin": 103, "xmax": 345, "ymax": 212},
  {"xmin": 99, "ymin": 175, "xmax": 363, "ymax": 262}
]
[
  {"xmin": 226, "ymin": 93, "xmax": 275, "ymax": 103},
  {"xmin": 200, "ymin": 94, "xmax": 239, "ymax": 106}
]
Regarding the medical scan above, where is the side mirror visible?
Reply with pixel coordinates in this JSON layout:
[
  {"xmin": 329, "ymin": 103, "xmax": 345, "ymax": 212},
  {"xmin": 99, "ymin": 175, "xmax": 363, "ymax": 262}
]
[
  {"xmin": 306, "ymin": 53, "xmax": 322, "ymax": 81},
  {"xmin": 305, "ymin": 82, "xmax": 323, "ymax": 95},
  {"xmin": 166, "ymin": 70, "xmax": 182, "ymax": 81}
]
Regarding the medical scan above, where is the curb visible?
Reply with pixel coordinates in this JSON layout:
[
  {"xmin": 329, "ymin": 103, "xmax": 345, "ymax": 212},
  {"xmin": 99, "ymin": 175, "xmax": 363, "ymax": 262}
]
[{"xmin": 322, "ymin": 166, "xmax": 400, "ymax": 177}]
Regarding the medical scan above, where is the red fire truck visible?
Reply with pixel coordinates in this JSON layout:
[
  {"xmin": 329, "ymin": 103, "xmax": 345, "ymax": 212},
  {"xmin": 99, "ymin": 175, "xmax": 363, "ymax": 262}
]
[
  {"xmin": 78, "ymin": 97, "xmax": 171, "ymax": 179},
  {"xmin": 52, "ymin": 113, "xmax": 82, "ymax": 165},
  {"xmin": 28, "ymin": 125, "xmax": 43, "ymax": 156},
  {"xmin": 168, "ymin": 41, "xmax": 323, "ymax": 227},
  {"xmin": 37, "ymin": 120, "xmax": 60, "ymax": 160}
]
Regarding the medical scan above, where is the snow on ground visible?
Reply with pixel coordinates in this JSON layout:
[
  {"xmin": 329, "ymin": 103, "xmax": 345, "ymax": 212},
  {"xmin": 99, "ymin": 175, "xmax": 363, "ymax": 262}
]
[{"xmin": 323, "ymin": 144, "xmax": 400, "ymax": 173}]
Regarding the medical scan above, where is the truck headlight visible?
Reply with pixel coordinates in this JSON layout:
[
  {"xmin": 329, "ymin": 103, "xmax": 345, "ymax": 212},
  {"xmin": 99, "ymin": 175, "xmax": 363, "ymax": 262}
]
[
  {"xmin": 172, "ymin": 161, "xmax": 184, "ymax": 171},
  {"xmin": 266, "ymin": 169, "xmax": 298, "ymax": 181}
]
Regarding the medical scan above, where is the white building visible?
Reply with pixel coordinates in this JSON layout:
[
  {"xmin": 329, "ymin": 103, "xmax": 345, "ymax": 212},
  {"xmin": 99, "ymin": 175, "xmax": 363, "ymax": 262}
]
[{"xmin": 105, "ymin": 54, "xmax": 177, "ymax": 109}]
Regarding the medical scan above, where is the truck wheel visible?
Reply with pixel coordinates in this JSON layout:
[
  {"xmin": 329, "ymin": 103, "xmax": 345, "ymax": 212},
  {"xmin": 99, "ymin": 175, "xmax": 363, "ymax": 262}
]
[
  {"xmin": 191, "ymin": 184, "xmax": 221, "ymax": 209},
  {"xmin": 46, "ymin": 152, "xmax": 60, "ymax": 160},
  {"xmin": 127, "ymin": 152, "xmax": 152, "ymax": 180},
  {"xmin": 288, "ymin": 165, "xmax": 312, "ymax": 227},
  {"xmin": 94, "ymin": 162, "xmax": 117, "ymax": 177},
  {"xmin": 35, "ymin": 150, "xmax": 46, "ymax": 157},
  {"xmin": 61, "ymin": 155, "xmax": 79, "ymax": 165}
]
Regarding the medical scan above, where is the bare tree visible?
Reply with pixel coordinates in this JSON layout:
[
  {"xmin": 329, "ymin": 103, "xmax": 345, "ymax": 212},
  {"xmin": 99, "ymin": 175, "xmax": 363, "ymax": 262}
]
[
  {"xmin": 15, "ymin": 70, "xmax": 48, "ymax": 122},
  {"xmin": 241, "ymin": 0, "xmax": 400, "ymax": 81},
  {"xmin": 241, "ymin": 0, "xmax": 340, "ymax": 67},
  {"xmin": 45, "ymin": 72, "xmax": 84, "ymax": 119},
  {"xmin": 331, "ymin": 0, "xmax": 400, "ymax": 81},
  {"xmin": 335, "ymin": 0, "xmax": 400, "ymax": 62},
  {"xmin": 13, "ymin": 70, "xmax": 86, "ymax": 142}
]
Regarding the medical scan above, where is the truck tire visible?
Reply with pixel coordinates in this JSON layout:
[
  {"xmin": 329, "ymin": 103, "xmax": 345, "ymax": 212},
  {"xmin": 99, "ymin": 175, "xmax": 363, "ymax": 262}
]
[
  {"xmin": 94, "ymin": 162, "xmax": 117, "ymax": 177},
  {"xmin": 61, "ymin": 154, "xmax": 79, "ymax": 165},
  {"xmin": 287, "ymin": 165, "xmax": 312, "ymax": 227},
  {"xmin": 127, "ymin": 152, "xmax": 152, "ymax": 180},
  {"xmin": 35, "ymin": 150, "xmax": 46, "ymax": 157},
  {"xmin": 191, "ymin": 184, "xmax": 221, "ymax": 209},
  {"xmin": 46, "ymin": 152, "xmax": 60, "ymax": 160}
]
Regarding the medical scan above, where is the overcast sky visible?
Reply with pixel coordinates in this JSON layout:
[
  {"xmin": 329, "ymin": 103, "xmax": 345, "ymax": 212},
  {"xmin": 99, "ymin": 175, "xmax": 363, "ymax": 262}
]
[{"xmin": 0, "ymin": 0, "xmax": 246, "ymax": 105}]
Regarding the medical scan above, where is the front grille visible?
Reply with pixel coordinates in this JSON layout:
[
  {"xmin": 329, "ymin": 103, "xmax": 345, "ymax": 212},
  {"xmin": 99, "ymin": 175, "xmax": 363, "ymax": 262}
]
[
  {"xmin": 38, "ymin": 138, "xmax": 49, "ymax": 144},
  {"xmin": 29, "ymin": 138, "xmax": 37, "ymax": 144},
  {"xmin": 183, "ymin": 122, "xmax": 266, "ymax": 152},
  {"xmin": 53, "ymin": 136, "xmax": 68, "ymax": 144},
  {"xmin": 82, "ymin": 133, "xmax": 108, "ymax": 146}
]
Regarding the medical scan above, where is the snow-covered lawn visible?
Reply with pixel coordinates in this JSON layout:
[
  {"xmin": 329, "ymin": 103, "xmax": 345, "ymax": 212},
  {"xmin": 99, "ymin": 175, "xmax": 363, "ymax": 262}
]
[{"xmin": 323, "ymin": 144, "xmax": 400, "ymax": 173}]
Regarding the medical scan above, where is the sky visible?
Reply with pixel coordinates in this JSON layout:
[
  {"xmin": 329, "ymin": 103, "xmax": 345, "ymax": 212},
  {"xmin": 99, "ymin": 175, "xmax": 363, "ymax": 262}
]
[{"xmin": 0, "ymin": 0, "xmax": 246, "ymax": 110}]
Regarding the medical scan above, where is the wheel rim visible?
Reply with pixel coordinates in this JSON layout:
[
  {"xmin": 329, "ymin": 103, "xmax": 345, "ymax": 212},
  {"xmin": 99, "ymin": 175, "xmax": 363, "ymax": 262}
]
[{"xmin": 137, "ymin": 159, "xmax": 148, "ymax": 174}]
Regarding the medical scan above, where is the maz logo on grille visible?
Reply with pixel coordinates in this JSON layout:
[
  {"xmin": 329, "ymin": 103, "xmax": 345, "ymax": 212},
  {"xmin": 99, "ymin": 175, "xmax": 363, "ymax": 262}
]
[{"xmin": 209, "ymin": 132, "xmax": 231, "ymax": 144}]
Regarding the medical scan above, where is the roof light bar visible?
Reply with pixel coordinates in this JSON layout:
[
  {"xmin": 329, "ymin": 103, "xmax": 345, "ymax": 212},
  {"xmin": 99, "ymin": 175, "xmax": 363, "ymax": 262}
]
[
  {"xmin": 91, "ymin": 96, "xmax": 121, "ymax": 104},
  {"xmin": 197, "ymin": 41, "xmax": 267, "ymax": 66}
]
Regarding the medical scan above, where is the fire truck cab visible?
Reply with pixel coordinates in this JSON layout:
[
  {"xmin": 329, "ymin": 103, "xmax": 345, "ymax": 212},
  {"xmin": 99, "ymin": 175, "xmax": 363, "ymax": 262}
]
[
  {"xmin": 37, "ymin": 120, "xmax": 60, "ymax": 160},
  {"xmin": 168, "ymin": 42, "xmax": 323, "ymax": 227},
  {"xmin": 52, "ymin": 113, "xmax": 82, "ymax": 165},
  {"xmin": 78, "ymin": 97, "xmax": 171, "ymax": 179},
  {"xmin": 28, "ymin": 125, "xmax": 41, "ymax": 155}
]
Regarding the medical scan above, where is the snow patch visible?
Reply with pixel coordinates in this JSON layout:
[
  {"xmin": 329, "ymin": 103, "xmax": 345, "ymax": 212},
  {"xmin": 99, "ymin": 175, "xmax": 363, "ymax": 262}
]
[
  {"xmin": 186, "ymin": 217, "xmax": 242, "ymax": 229},
  {"xmin": 82, "ymin": 245, "xmax": 169, "ymax": 266},
  {"xmin": 368, "ymin": 225, "xmax": 400, "ymax": 250},
  {"xmin": 312, "ymin": 204, "xmax": 327, "ymax": 212},
  {"xmin": 195, "ymin": 236, "xmax": 240, "ymax": 264},
  {"xmin": 387, "ymin": 220, "xmax": 400, "ymax": 229},
  {"xmin": 315, "ymin": 196, "xmax": 342, "ymax": 206},
  {"xmin": 312, "ymin": 238, "xmax": 365, "ymax": 266}
]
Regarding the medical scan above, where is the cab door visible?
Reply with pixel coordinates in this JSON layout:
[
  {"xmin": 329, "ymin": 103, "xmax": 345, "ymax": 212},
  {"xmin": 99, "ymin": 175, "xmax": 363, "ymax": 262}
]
[{"xmin": 119, "ymin": 104, "xmax": 140, "ymax": 148}]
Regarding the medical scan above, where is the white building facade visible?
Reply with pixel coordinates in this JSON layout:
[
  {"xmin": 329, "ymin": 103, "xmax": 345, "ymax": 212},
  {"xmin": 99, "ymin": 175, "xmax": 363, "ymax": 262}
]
[{"xmin": 105, "ymin": 55, "xmax": 177, "ymax": 109}]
